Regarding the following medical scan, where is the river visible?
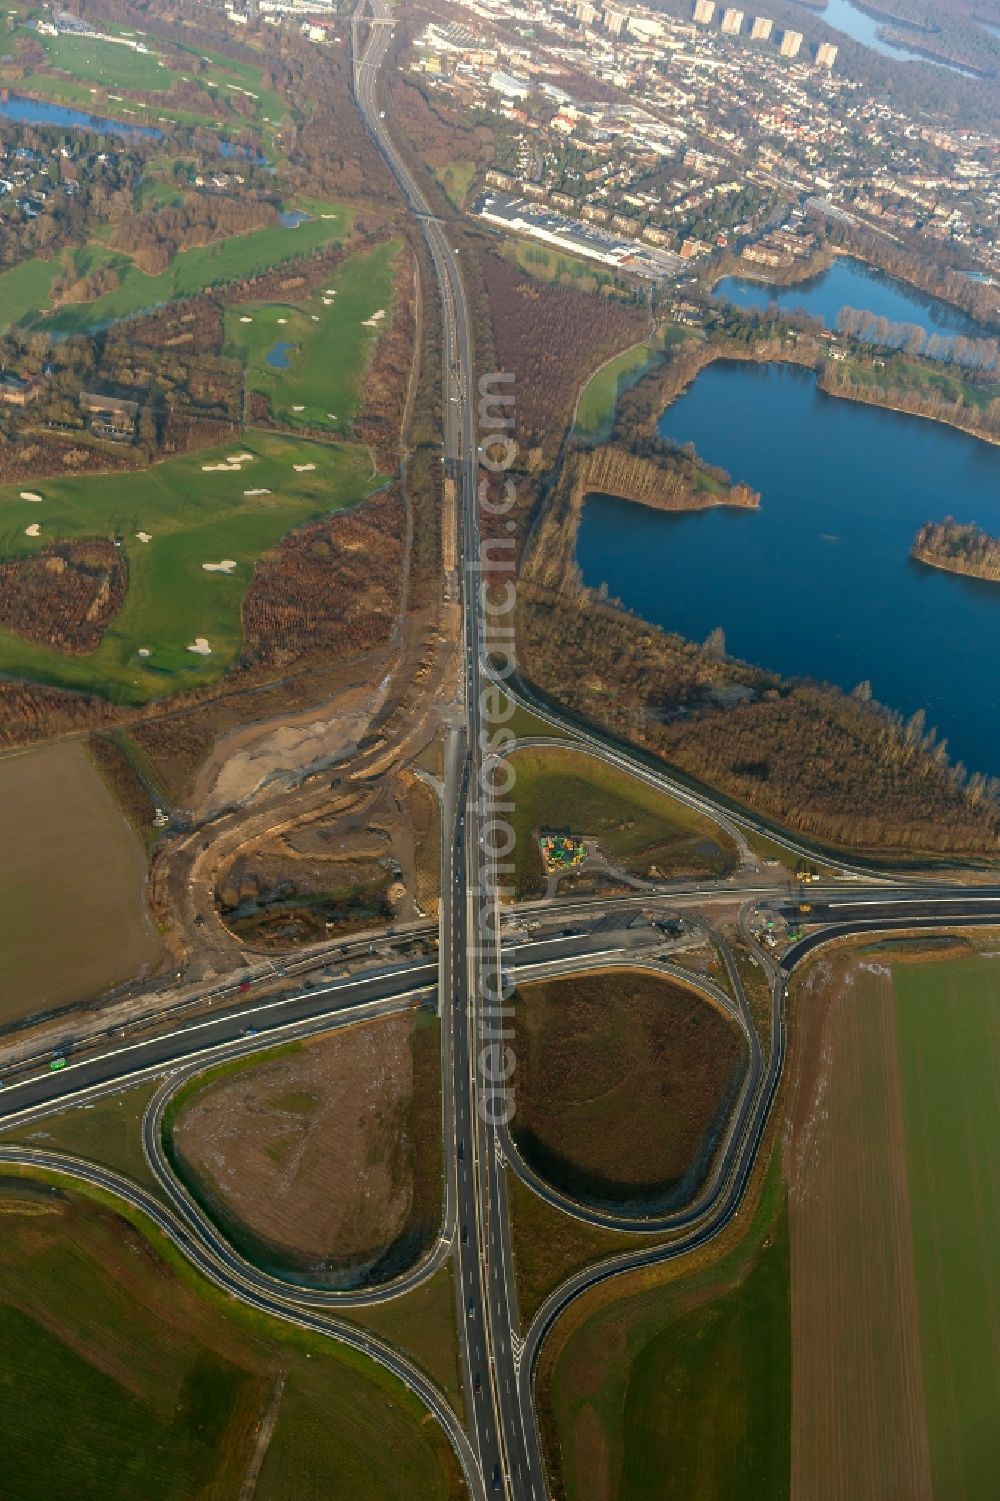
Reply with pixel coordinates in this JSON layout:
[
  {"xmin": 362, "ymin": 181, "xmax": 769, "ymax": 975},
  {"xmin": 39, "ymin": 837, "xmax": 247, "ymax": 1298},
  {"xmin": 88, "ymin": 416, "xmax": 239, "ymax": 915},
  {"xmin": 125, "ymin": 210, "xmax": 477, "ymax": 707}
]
[
  {"xmin": 577, "ymin": 361, "xmax": 1000, "ymax": 777},
  {"xmin": 714, "ymin": 255, "xmax": 984, "ymax": 343}
]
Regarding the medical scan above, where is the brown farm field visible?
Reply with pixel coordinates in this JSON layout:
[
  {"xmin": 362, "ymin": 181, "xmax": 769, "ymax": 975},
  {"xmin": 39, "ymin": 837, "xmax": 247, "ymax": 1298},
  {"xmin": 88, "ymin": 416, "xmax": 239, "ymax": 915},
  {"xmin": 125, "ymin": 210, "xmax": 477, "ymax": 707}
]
[
  {"xmin": 783, "ymin": 957, "xmax": 933, "ymax": 1501},
  {"xmin": 511, "ymin": 969, "xmax": 747, "ymax": 1213},
  {"xmin": 0, "ymin": 741, "xmax": 162, "ymax": 1024},
  {"xmin": 169, "ymin": 1013, "xmax": 442, "ymax": 1287}
]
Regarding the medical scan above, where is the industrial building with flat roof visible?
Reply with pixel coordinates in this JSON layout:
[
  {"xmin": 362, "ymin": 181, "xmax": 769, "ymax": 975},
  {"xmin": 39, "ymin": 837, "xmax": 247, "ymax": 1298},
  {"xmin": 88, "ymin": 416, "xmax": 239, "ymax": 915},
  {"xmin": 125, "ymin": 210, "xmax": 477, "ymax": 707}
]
[{"xmin": 476, "ymin": 191, "xmax": 684, "ymax": 281}]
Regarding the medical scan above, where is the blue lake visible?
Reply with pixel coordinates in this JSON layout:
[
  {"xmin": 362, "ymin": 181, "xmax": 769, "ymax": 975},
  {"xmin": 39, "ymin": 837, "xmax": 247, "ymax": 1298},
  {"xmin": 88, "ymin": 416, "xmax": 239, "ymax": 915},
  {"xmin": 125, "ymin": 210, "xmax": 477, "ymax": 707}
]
[
  {"xmin": 279, "ymin": 210, "xmax": 311, "ymax": 228},
  {"xmin": 265, "ymin": 341, "xmax": 295, "ymax": 369},
  {"xmin": 819, "ymin": 0, "xmax": 978, "ymax": 75},
  {"xmin": 0, "ymin": 94, "xmax": 267, "ymax": 159},
  {"xmin": 714, "ymin": 256, "xmax": 984, "ymax": 343},
  {"xmin": 577, "ymin": 361, "xmax": 1000, "ymax": 776},
  {"xmin": 0, "ymin": 93, "xmax": 161, "ymax": 139}
]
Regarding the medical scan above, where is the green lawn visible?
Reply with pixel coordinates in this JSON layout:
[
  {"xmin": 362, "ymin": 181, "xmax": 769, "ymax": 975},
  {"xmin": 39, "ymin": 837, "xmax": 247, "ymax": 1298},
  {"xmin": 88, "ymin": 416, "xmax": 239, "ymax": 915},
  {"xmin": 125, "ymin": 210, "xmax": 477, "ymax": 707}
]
[
  {"xmin": 544, "ymin": 1156, "xmax": 790, "ymax": 1501},
  {"xmin": 506, "ymin": 240, "xmax": 615, "ymax": 291},
  {"xmin": 39, "ymin": 32, "xmax": 175, "ymax": 92},
  {"xmin": 508, "ymin": 744, "xmax": 739, "ymax": 897},
  {"xmin": 0, "ymin": 430, "xmax": 378, "ymax": 702},
  {"xmin": 30, "ymin": 206, "xmax": 352, "ymax": 336},
  {"xmin": 6, "ymin": 68, "xmax": 242, "ymax": 131},
  {"xmin": 0, "ymin": 256, "xmax": 64, "ymax": 331},
  {"xmin": 830, "ymin": 352, "xmax": 993, "ymax": 413},
  {"xmin": 11, "ymin": 28, "xmax": 283, "ymax": 135},
  {"xmin": 893, "ymin": 956, "xmax": 1000, "ymax": 1501},
  {"xmin": 574, "ymin": 325, "xmax": 697, "ymax": 443},
  {"xmin": 0, "ymin": 1172, "xmax": 462, "ymax": 1501},
  {"xmin": 434, "ymin": 159, "xmax": 475, "ymax": 208},
  {"xmin": 225, "ymin": 239, "xmax": 400, "ymax": 435}
]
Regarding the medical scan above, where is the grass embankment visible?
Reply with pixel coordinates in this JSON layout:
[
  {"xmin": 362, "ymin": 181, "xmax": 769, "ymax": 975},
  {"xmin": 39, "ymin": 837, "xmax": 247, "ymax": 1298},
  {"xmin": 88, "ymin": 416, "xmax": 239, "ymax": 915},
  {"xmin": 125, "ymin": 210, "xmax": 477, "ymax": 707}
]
[
  {"xmin": 0, "ymin": 742, "xmax": 161, "ymax": 1025},
  {"xmin": 893, "ymin": 956, "xmax": 1000, "ymax": 1500},
  {"xmin": 574, "ymin": 325, "xmax": 699, "ymax": 443},
  {"xmin": 165, "ymin": 1014, "xmax": 443, "ymax": 1288},
  {"xmin": 0, "ymin": 1171, "xmax": 463, "ymax": 1501},
  {"xmin": 0, "ymin": 430, "xmax": 377, "ymax": 702},
  {"xmin": 0, "ymin": 1079, "xmax": 166, "ymax": 1199},
  {"xmin": 540, "ymin": 1154, "xmax": 790, "ymax": 1501},
  {"xmin": 22, "ymin": 206, "xmax": 351, "ymax": 336},
  {"xmin": 225, "ymin": 238, "xmax": 400, "ymax": 435},
  {"xmin": 506, "ymin": 1171, "xmax": 653, "ymax": 1327},
  {"xmin": 512, "ymin": 970, "xmax": 747, "ymax": 1214},
  {"xmin": 346, "ymin": 1263, "xmax": 464, "ymax": 1415},
  {"xmin": 508, "ymin": 744, "xmax": 739, "ymax": 898}
]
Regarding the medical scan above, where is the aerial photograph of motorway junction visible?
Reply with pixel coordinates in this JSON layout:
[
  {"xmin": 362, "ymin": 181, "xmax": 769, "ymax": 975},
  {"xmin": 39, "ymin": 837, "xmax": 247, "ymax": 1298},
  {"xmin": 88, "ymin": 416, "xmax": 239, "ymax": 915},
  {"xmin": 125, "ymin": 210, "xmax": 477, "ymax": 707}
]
[{"xmin": 2, "ymin": 0, "xmax": 1000, "ymax": 1496}]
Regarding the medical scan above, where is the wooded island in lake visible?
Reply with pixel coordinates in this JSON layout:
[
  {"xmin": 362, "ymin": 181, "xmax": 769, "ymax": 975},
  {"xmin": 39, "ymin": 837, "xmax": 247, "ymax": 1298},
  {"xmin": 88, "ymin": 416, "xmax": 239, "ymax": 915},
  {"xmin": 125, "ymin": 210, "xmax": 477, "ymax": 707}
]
[{"xmin": 912, "ymin": 518, "xmax": 1000, "ymax": 582}]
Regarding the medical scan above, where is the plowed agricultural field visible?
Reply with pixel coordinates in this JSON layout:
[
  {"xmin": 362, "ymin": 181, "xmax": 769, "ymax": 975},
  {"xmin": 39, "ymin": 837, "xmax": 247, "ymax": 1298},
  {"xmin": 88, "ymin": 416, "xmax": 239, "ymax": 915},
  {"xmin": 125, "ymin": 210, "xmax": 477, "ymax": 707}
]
[
  {"xmin": 783, "ymin": 959, "xmax": 933, "ymax": 1501},
  {"xmin": 537, "ymin": 948, "xmax": 1000, "ymax": 1501},
  {"xmin": 893, "ymin": 956, "xmax": 1000, "ymax": 1501},
  {"xmin": 784, "ymin": 951, "xmax": 1000, "ymax": 1501}
]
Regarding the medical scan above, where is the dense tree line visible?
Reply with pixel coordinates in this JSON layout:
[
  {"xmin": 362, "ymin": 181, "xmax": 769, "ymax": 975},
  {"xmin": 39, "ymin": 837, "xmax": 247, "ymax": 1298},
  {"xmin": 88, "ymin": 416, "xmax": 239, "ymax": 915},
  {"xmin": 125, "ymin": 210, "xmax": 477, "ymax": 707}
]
[
  {"xmin": 242, "ymin": 488, "xmax": 405, "ymax": 673},
  {"xmin": 108, "ymin": 197, "xmax": 280, "ymax": 276},
  {"xmin": 517, "ymin": 581, "xmax": 1000, "ymax": 856},
  {"xmin": 837, "ymin": 307, "xmax": 999, "ymax": 369},
  {"xmin": 478, "ymin": 249, "xmax": 648, "ymax": 462}
]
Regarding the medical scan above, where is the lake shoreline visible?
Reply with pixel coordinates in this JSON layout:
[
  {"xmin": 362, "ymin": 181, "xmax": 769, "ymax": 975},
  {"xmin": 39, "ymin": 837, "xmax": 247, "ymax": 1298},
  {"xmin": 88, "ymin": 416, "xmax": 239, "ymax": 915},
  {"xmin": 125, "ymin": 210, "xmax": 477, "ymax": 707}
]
[
  {"xmin": 641, "ymin": 339, "xmax": 1000, "ymax": 452},
  {"xmin": 712, "ymin": 245, "xmax": 996, "ymax": 340},
  {"xmin": 576, "ymin": 357, "xmax": 1000, "ymax": 778}
]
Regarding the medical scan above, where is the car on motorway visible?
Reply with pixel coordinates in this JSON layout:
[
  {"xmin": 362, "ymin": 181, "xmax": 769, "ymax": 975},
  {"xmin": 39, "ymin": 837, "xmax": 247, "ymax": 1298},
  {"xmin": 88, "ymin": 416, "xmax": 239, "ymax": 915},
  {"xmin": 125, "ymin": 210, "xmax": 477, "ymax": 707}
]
[
  {"xmin": 461, "ymin": 1223, "xmax": 468, "ymax": 1244},
  {"xmin": 474, "ymin": 1372, "xmax": 482, "ymax": 1394},
  {"xmin": 468, "ymin": 1299, "xmax": 476, "ymax": 1319},
  {"xmin": 492, "ymin": 1464, "xmax": 502, "ymax": 1491}
]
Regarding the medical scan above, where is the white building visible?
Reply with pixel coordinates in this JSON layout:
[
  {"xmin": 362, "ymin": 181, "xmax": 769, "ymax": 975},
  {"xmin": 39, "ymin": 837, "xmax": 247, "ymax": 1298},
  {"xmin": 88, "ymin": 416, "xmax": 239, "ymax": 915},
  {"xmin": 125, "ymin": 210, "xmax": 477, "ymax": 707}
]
[
  {"xmin": 693, "ymin": 0, "xmax": 716, "ymax": 23},
  {"xmin": 489, "ymin": 70, "xmax": 530, "ymax": 100},
  {"xmin": 750, "ymin": 16, "xmax": 772, "ymax": 41},
  {"xmin": 721, "ymin": 8, "xmax": 744, "ymax": 35},
  {"xmin": 780, "ymin": 29, "xmax": 803, "ymax": 58},
  {"xmin": 817, "ymin": 42, "xmax": 839, "ymax": 68}
]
